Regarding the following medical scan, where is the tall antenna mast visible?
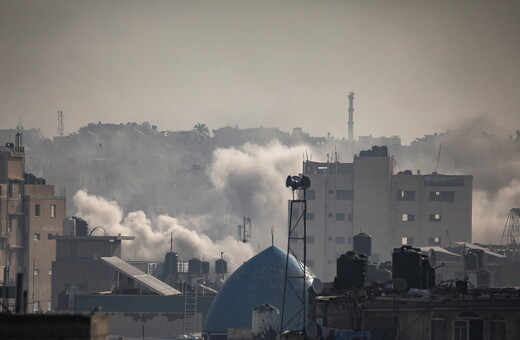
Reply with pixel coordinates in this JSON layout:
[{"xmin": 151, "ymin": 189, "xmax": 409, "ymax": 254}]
[
  {"xmin": 170, "ymin": 232, "xmax": 173, "ymax": 252},
  {"xmin": 347, "ymin": 92, "xmax": 355, "ymax": 142},
  {"xmin": 57, "ymin": 110, "xmax": 64, "ymax": 136}
]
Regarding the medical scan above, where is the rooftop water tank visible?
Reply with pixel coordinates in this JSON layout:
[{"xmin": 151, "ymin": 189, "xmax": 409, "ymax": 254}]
[
  {"xmin": 336, "ymin": 251, "xmax": 367, "ymax": 290},
  {"xmin": 353, "ymin": 233, "xmax": 372, "ymax": 256},
  {"xmin": 392, "ymin": 246, "xmax": 422, "ymax": 290}
]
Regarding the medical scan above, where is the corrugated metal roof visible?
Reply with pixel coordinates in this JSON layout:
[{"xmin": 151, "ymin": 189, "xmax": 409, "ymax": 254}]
[
  {"xmin": 455, "ymin": 242, "xmax": 506, "ymax": 258},
  {"xmin": 418, "ymin": 246, "xmax": 460, "ymax": 257},
  {"xmin": 101, "ymin": 256, "xmax": 181, "ymax": 296}
]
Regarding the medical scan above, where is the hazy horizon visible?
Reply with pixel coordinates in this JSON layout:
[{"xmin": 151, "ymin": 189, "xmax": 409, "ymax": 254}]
[{"xmin": 1, "ymin": 0, "xmax": 519, "ymax": 144}]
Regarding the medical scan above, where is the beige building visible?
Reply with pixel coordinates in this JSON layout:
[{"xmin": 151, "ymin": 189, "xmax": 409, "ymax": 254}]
[
  {"xmin": 300, "ymin": 146, "xmax": 472, "ymax": 281},
  {"xmin": 0, "ymin": 141, "xmax": 65, "ymax": 312}
]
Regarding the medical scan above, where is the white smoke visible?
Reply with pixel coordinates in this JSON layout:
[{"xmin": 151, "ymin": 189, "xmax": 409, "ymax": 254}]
[
  {"xmin": 71, "ymin": 140, "xmax": 311, "ymax": 272},
  {"xmin": 72, "ymin": 189, "xmax": 255, "ymax": 272},
  {"xmin": 210, "ymin": 140, "xmax": 312, "ymax": 248}
]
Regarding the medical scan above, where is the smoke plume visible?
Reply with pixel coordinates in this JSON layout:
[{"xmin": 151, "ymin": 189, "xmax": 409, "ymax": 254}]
[{"xmin": 73, "ymin": 189, "xmax": 255, "ymax": 272}]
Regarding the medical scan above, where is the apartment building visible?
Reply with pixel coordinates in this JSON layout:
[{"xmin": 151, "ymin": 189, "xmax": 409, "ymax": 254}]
[
  {"xmin": 299, "ymin": 146, "xmax": 472, "ymax": 281},
  {"xmin": 0, "ymin": 139, "xmax": 65, "ymax": 312}
]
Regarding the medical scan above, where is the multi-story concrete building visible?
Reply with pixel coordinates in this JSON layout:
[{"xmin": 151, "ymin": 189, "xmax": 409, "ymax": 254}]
[
  {"xmin": 0, "ymin": 139, "xmax": 65, "ymax": 312},
  {"xmin": 300, "ymin": 146, "xmax": 472, "ymax": 281}
]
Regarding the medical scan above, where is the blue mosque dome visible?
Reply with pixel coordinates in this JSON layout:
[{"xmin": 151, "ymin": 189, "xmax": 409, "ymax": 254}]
[{"xmin": 203, "ymin": 246, "xmax": 314, "ymax": 336}]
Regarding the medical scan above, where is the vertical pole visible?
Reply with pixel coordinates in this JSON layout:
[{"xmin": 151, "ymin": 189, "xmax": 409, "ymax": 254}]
[{"xmin": 15, "ymin": 273, "xmax": 23, "ymax": 313}]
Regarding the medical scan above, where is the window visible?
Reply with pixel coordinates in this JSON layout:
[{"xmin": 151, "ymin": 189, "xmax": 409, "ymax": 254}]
[
  {"xmin": 33, "ymin": 268, "xmax": 40, "ymax": 275},
  {"xmin": 336, "ymin": 213, "xmax": 346, "ymax": 221},
  {"xmin": 336, "ymin": 190, "xmax": 354, "ymax": 200},
  {"xmin": 401, "ymin": 213, "xmax": 415, "ymax": 222},
  {"xmin": 430, "ymin": 214, "xmax": 442, "ymax": 222},
  {"xmin": 33, "ymin": 301, "xmax": 40, "ymax": 312},
  {"xmin": 335, "ymin": 237, "xmax": 345, "ymax": 244},
  {"xmin": 453, "ymin": 320, "xmax": 468, "ymax": 340},
  {"xmin": 347, "ymin": 213, "xmax": 353, "ymax": 222},
  {"xmin": 35, "ymin": 204, "xmax": 41, "ymax": 217},
  {"xmin": 401, "ymin": 237, "xmax": 414, "ymax": 245},
  {"xmin": 48, "ymin": 268, "xmax": 52, "ymax": 275},
  {"xmin": 306, "ymin": 190, "xmax": 315, "ymax": 200},
  {"xmin": 47, "ymin": 301, "xmax": 52, "ymax": 311},
  {"xmin": 490, "ymin": 315, "xmax": 505, "ymax": 340},
  {"xmin": 430, "ymin": 191, "xmax": 455, "ymax": 202},
  {"xmin": 429, "ymin": 237, "xmax": 441, "ymax": 245},
  {"xmin": 328, "ymin": 190, "xmax": 334, "ymax": 194},
  {"xmin": 328, "ymin": 237, "xmax": 333, "ymax": 241},
  {"xmin": 327, "ymin": 213, "xmax": 333, "ymax": 218},
  {"xmin": 431, "ymin": 314, "xmax": 447, "ymax": 340},
  {"xmin": 50, "ymin": 204, "xmax": 56, "ymax": 217},
  {"xmin": 397, "ymin": 190, "xmax": 415, "ymax": 201},
  {"xmin": 307, "ymin": 212, "xmax": 314, "ymax": 220},
  {"xmin": 307, "ymin": 236, "xmax": 315, "ymax": 244},
  {"xmin": 0, "ymin": 238, "xmax": 6, "ymax": 251},
  {"xmin": 454, "ymin": 311, "xmax": 482, "ymax": 340},
  {"xmin": 307, "ymin": 260, "xmax": 314, "ymax": 267},
  {"xmin": 33, "ymin": 233, "xmax": 40, "ymax": 241}
]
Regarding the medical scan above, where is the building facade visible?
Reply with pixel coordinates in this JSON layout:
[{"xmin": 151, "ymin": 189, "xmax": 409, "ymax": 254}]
[
  {"xmin": 300, "ymin": 146, "xmax": 472, "ymax": 281},
  {"xmin": 0, "ymin": 141, "xmax": 65, "ymax": 312}
]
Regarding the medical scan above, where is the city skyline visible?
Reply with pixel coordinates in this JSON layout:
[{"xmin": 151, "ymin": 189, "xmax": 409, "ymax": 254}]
[{"xmin": 1, "ymin": 1, "xmax": 519, "ymax": 143}]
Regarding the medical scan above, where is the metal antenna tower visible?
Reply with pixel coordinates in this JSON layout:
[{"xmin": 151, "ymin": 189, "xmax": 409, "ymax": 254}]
[
  {"xmin": 237, "ymin": 216, "xmax": 252, "ymax": 243},
  {"xmin": 501, "ymin": 208, "xmax": 520, "ymax": 246},
  {"xmin": 57, "ymin": 110, "xmax": 64, "ymax": 136},
  {"xmin": 280, "ymin": 175, "xmax": 311, "ymax": 334}
]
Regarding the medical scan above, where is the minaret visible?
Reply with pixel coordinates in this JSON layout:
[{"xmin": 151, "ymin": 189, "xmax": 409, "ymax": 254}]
[{"xmin": 348, "ymin": 91, "xmax": 355, "ymax": 142}]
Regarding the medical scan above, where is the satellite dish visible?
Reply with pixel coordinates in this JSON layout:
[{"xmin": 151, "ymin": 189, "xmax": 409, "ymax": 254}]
[
  {"xmin": 305, "ymin": 320, "xmax": 318, "ymax": 339},
  {"xmin": 428, "ymin": 249, "xmax": 437, "ymax": 267},
  {"xmin": 312, "ymin": 278, "xmax": 323, "ymax": 294}
]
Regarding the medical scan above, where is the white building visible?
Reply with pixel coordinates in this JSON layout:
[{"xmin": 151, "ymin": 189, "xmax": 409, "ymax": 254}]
[{"xmin": 297, "ymin": 146, "xmax": 472, "ymax": 281}]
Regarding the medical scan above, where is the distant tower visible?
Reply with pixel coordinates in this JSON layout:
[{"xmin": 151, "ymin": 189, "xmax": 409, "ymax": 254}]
[
  {"xmin": 348, "ymin": 92, "xmax": 355, "ymax": 142},
  {"xmin": 57, "ymin": 110, "xmax": 64, "ymax": 136}
]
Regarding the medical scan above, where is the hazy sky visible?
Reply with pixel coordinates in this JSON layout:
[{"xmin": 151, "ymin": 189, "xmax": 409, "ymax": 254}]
[{"xmin": 1, "ymin": 0, "xmax": 519, "ymax": 143}]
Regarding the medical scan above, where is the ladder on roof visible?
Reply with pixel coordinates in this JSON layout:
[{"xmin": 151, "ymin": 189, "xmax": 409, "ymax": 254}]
[{"xmin": 184, "ymin": 280, "xmax": 198, "ymax": 335}]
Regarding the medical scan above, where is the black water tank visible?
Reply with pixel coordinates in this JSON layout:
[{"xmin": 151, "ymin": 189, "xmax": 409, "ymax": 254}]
[
  {"xmin": 421, "ymin": 255, "xmax": 436, "ymax": 288},
  {"xmin": 464, "ymin": 253, "xmax": 478, "ymax": 271},
  {"xmin": 201, "ymin": 261, "xmax": 210, "ymax": 274},
  {"xmin": 336, "ymin": 251, "xmax": 367, "ymax": 290},
  {"xmin": 188, "ymin": 258, "xmax": 202, "ymax": 274},
  {"xmin": 392, "ymin": 246, "xmax": 422, "ymax": 290},
  {"xmin": 58, "ymin": 290, "xmax": 70, "ymax": 311},
  {"xmin": 164, "ymin": 252, "xmax": 178, "ymax": 276},
  {"xmin": 476, "ymin": 270, "xmax": 491, "ymax": 288},
  {"xmin": 215, "ymin": 258, "xmax": 227, "ymax": 274},
  {"xmin": 73, "ymin": 217, "xmax": 88, "ymax": 236},
  {"xmin": 353, "ymin": 233, "xmax": 372, "ymax": 256}
]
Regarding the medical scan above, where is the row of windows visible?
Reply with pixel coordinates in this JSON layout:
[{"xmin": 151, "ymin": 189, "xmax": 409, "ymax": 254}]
[
  {"xmin": 35, "ymin": 204, "xmax": 57, "ymax": 218},
  {"xmin": 401, "ymin": 213, "xmax": 442, "ymax": 222},
  {"xmin": 306, "ymin": 189, "xmax": 354, "ymax": 200},
  {"xmin": 306, "ymin": 236, "xmax": 347, "ymax": 245},
  {"xmin": 397, "ymin": 190, "xmax": 455, "ymax": 202},
  {"xmin": 33, "ymin": 301, "xmax": 52, "ymax": 312},
  {"xmin": 401, "ymin": 236, "xmax": 441, "ymax": 246},
  {"xmin": 307, "ymin": 212, "xmax": 353, "ymax": 222},
  {"xmin": 431, "ymin": 313, "xmax": 504, "ymax": 340},
  {"xmin": 33, "ymin": 268, "xmax": 52, "ymax": 275}
]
